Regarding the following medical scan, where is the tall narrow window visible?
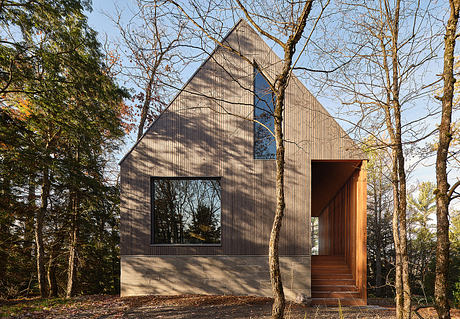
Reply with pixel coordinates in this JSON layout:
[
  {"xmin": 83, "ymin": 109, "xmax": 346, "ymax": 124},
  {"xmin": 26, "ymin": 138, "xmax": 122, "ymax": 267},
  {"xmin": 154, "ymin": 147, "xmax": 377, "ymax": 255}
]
[
  {"xmin": 151, "ymin": 178, "xmax": 221, "ymax": 245},
  {"xmin": 311, "ymin": 216, "xmax": 319, "ymax": 255},
  {"xmin": 254, "ymin": 67, "xmax": 276, "ymax": 159}
]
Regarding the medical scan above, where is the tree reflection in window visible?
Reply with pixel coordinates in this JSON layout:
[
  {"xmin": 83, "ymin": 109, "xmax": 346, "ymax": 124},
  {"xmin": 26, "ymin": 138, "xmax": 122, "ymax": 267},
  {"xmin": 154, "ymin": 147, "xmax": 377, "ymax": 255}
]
[
  {"xmin": 311, "ymin": 216, "xmax": 319, "ymax": 255},
  {"xmin": 254, "ymin": 67, "xmax": 276, "ymax": 159},
  {"xmin": 152, "ymin": 178, "xmax": 221, "ymax": 244}
]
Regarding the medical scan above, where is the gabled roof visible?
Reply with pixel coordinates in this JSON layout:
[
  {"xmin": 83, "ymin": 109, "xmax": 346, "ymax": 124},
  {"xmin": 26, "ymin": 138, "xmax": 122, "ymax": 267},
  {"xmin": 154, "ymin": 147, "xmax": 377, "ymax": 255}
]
[
  {"xmin": 119, "ymin": 19, "xmax": 364, "ymax": 165},
  {"xmin": 119, "ymin": 19, "xmax": 246, "ymax": 165}
]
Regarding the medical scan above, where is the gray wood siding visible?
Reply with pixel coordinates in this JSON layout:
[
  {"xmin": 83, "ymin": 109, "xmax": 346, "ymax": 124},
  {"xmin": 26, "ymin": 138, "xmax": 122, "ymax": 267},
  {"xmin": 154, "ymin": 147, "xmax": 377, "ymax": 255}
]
[{"xmin": 120, "ymin": 20, "xmax": 364, "ymax": 256}]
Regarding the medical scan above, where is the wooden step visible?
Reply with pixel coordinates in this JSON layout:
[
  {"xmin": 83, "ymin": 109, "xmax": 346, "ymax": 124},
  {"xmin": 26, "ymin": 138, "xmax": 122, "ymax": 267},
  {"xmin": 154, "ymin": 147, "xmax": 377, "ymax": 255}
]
[
  {"xmin": 311, "ymin": 256, "xmax": 365, "ymax": 306},
  {"xmin": 311, "ymin": 298, "xmax": 366, "ymax": 306},
  {"xmin": 312, "ymin": 260, "xmax": 348, "ymax": 263},
  {"xmin": 312, "ymin": 278, "xmax": 355, "ymax": 285},
  {"xmin": 312, "ymin": 269, "xmax": 351, "ymax": 274},
  {"xmin": 312, "ymin": 291, "xmax": 361, "ymax": 298},
  {"xmin": 312, "ymin": 273, "xmax": 353, "ymax": 279},
  {"xmin": 311, "ymin": 263, "xmax": 350, "ymax": 268},
  {"xmin": 312, "ymin": 271, "xmax": 351, "ymax": 276},
  {"xmin": 311, "ymin": 264, "xmax": 350, "ymax": 269},
  {"xmin": 311, "ymin": 255, "xmax": 346, "ymax": 260},
  {"xmin": 311, "ymin": 259, "xmax": 347, "ymax": 265},
  {"xmin": 312, "ymin": 285, "xmax": 358, "ymax": 292}
]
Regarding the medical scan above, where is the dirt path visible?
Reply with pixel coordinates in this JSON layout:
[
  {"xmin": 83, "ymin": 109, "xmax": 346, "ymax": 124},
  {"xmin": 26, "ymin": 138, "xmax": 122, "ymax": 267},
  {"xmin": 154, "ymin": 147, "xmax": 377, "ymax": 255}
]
[{"xmin": 2, "ymin": 295, "xmax": 458, "ymax": 318}]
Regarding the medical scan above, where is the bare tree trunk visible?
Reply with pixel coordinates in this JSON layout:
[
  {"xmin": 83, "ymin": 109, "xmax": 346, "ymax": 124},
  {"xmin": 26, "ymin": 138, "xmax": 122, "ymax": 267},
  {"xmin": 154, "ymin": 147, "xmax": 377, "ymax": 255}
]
[
  {"xmin": 270, "ymin": 103, "xmax": 286, "ymax": 319},
  {"xmin": 434, "ymin": 1, "xmax": 460, "ymax": 318},
  {"xmin": 137, "ymin": 77, "xmax": 154, "ymax": 141},
  {"xmin": 389, "ymin": 1, "xmax": 411, "ymax": 316},
  {"xmin": 166, "ymin": 2, "xmax": 316, "ymax": 317},
  {"xmin": 375, "ymin": 182, "xmax": 383, "ymax": 296},
  {"xmin": 66, "ymin": 190, "xmax": 79, "ymax": 298},
  {"xmin": 267, "ymin": 4, "xmax": 313, "ymax": 317},
  {"xmin": 389, "ymin": 69, "xmax": 412, "ymax": 319},
  {"xmin": 26, "ymin": 177, "xmax": 36, "ymax": 258},
  {"xmin": 36, "ymin": 166, "xmax": 49, "ymax": 298},
  {"xmin": 391, "ymin": 151, "xmax": 403, "ymax": 319},
  {"xmin": 66, "ymin": 147, "xmax": 80, "ymax": 298},
  {"xmin": 396, "ymin": 146, "xmax": 411, "ymax": 319},
  {"xmin": 47, "ymin": 245, "xmax": 58, "ymax": 297}
]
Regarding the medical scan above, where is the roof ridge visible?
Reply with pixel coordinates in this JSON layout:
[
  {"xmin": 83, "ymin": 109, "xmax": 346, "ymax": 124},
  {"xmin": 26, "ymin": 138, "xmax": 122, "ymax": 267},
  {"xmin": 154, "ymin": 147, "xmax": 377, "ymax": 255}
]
[{"xmin": 119, "ymin": 18, "xmax": 248, "ymax": 165}]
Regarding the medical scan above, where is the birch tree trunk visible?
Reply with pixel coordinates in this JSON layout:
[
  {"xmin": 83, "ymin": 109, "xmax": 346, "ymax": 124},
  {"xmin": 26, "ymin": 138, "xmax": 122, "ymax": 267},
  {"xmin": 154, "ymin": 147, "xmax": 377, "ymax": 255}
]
[
  {"xmin": 66, "ymin": 190, "xmax": 79, "ymax": 298},
  {"xmin": 66, "ymin": 148, "xmax": 80, "ymax": 298},
  {"xmin": 36, "ymin": 166, "xmax": 49, "ymax": 298}
]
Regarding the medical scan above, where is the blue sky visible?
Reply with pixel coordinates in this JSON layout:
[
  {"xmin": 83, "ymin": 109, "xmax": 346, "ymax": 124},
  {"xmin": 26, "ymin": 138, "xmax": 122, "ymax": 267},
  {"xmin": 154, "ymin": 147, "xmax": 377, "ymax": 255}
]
[{"xmin": 85, "ymin": 1, "xmax": 458, "ymax": 196}]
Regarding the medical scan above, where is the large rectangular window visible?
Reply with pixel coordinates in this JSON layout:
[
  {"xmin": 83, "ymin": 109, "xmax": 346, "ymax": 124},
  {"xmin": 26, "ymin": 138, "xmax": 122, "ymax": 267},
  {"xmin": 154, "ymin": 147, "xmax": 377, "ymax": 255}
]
[
  {"xmin": 151, "ymin": 177, "xmax": 221, "ymax": 245},
  {"xmin": 254, "ymin": 67, "xmax": 276, "ymax": 159}
]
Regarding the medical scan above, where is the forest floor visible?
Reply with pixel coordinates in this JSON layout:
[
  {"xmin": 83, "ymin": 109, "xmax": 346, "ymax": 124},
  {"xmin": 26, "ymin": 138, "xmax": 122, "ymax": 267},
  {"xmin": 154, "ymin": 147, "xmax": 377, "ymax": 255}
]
[{"xmin": 1, "ymin": 294, "xmax": 459, "ymax": 319}]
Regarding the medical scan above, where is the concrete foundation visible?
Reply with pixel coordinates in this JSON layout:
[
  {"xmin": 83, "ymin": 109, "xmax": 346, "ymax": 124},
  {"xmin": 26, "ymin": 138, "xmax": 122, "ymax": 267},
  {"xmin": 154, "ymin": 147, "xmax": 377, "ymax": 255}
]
[{"xmin": 121, "ymin": 255, "xmax": 311, "ymax": 301}]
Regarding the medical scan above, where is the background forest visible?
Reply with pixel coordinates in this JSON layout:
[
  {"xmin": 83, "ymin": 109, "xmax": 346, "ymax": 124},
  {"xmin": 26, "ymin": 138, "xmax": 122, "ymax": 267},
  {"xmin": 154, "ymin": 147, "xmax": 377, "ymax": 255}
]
[
  {"xmin": 0, "ymin": 0, "xmax": 459, "ymax": 316},
  {"xmin": 366, "ymin": 146, "xmax": 460, "ymax": 305}
]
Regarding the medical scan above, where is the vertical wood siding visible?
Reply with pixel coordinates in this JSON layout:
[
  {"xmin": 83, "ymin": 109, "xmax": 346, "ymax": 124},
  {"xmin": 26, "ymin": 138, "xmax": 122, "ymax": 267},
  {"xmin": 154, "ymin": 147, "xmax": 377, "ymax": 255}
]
[{"xmin": 120, "ymin": 20, "xmax": 365, "ymax": 257}]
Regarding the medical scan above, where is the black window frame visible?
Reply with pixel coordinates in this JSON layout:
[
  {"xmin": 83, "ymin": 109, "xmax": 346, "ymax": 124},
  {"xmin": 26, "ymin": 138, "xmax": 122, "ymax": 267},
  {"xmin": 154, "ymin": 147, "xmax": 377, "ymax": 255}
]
[{"xmin": 150, "ymin": 176, "xmax": 222, "ymax": 246}]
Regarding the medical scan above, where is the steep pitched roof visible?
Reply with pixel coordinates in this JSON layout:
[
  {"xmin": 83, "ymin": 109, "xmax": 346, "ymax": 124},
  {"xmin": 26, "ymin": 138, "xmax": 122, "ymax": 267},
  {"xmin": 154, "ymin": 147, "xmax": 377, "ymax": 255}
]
[
  {"xmin": 119, "ymin": 19, "xmax": 246, "ymax": 165},
  {"xmin": 119, "ymin": 19, "xmax": 364, "ymax": 165}
]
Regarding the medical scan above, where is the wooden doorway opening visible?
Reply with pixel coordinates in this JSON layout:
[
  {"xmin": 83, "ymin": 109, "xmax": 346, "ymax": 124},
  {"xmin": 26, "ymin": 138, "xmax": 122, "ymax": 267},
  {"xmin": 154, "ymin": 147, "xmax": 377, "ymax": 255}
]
[{"xmin": 310, "ymin": 160, "xmax": 367, "ymax": 305}]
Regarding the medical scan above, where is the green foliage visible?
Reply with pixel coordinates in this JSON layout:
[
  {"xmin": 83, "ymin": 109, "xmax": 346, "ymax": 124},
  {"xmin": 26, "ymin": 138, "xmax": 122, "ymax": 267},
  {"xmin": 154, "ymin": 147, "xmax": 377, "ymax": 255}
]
[
  {"xmin": 407, "ymin": 182, "xmax": 437, "ymax": 299},
  {"xmin": 0, "ymin": 0, "xmax": 127, "ymax": 299},
  {"xmin": 0, "ymin": 297, "xmax": 73, "ymax": 317},
  {"xmin": 363, "ymin": 138, "xmax": 395, "ymax": 298},
  {"xmin": 454, "ymin": 281, "xmax": 460, "ymax": 308},
  {"xmin": 449, "ymin": 211, "xmax": 460, "ymax": 306}
]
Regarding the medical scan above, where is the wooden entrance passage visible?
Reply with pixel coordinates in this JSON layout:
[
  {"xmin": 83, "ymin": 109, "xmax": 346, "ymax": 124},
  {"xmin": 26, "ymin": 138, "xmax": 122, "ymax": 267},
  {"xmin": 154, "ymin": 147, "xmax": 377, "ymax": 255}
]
[{"xmin": 311, "ymin": 160, "xmax": 367, "ymax": 306}]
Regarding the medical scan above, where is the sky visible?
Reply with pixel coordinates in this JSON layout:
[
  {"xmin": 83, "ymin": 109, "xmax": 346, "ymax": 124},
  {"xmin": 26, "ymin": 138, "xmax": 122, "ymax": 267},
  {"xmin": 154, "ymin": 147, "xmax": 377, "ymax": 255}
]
[
  {"xmin": 85, "ymin": 1, "xmax": 459, "ymax": 203},
  {"xmin": 88, "ymin": 1, "xmax": 146, "ymax": 159}
]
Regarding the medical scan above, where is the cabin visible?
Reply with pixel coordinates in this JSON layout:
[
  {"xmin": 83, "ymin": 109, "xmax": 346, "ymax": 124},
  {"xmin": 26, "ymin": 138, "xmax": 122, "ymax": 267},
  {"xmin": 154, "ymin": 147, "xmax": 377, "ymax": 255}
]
[{"xmin": 119, "ymin": 19, "xmax": 367, "ymax": 306}]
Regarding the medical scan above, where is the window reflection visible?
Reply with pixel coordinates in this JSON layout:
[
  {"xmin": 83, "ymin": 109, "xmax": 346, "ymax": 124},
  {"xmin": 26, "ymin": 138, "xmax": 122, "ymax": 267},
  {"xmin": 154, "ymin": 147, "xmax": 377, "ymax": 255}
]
[
  {"xmin": 254, "ymin": 68, "xmax": 276, "ymax": 159},
  {"xmin": 311, "ymin": 216, "xmax": 319, "ymax": 255},
  {"xmin": 152, "ymin": 178, "xmax": 221, "ymax": 244}
]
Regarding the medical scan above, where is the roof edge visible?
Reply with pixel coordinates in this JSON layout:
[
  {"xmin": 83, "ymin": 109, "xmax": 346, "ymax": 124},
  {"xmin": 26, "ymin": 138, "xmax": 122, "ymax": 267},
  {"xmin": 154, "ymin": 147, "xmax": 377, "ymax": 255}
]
[{"xmin": 119, "ymin": 18, "xmax": 246, "ymax": 165}]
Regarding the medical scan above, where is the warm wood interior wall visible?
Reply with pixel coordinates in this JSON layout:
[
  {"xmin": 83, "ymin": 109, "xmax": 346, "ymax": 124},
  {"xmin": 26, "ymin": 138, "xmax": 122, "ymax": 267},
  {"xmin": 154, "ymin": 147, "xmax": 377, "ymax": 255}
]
[
  {"xmin": 317, "ymin": 163, "xmax": 367, "ymax": 299},
  {"xmin": 318, "ymin": 174, "xmax": 353, "ymax": 256},
  {"xmin": 355, "ymin": 164, "xmax": 367, "ymax": 300}
]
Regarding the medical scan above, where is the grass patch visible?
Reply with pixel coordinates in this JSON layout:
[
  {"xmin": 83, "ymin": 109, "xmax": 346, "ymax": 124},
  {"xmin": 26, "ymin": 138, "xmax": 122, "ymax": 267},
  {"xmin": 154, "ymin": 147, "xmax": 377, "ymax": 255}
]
[{"xmin": 0, "ymin": 297, "xmax": 73, "ymax": 317}]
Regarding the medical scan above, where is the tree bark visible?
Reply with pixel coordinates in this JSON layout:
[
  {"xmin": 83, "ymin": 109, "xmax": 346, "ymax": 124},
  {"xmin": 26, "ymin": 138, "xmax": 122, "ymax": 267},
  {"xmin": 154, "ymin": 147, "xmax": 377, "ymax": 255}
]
[
  {"xmin": 66, "ymin": 190, "xmax": 79, "ymax": 298},
  {"xmin": 270, "ymin": 109, "xmax": 286, "ymax": 319},
  {"xmin": 396, "ymin": 144, "xmax": 411, "ymax": 319},
  {"xmin": 388, "ymin": 1, "xmax": 411, "ymax": 316},
  {"xmin": 66, "ymin": 147, "xmax": 80, "ymax": 298},
  {"xmin": 137, "ymin": 76, "xmax": 154, "ymax": 141},
  {"xmin": 434, "ymin": 1, "xmax": 459, "ymax": 318},
  {"xmin": 267, "ymin": 5, "xmax": 313, "ymax": 318},
  {"xmin": 36, "ymin": 166, "xmax": 49, "ymax": 298},
  {"xmin": 375, "ymin": 177, "xmax": 383, "ymax": 296},
  {"xmin": 47, "ymin": 245, "xmax": 58, "ymax": 297},
  {"xmin": 26, "ymin": 177, "xmax": 36, "ymax": 258},
  {"xmin": 391, "ymin": 150, "xmax": 403, "ymax": 319}
]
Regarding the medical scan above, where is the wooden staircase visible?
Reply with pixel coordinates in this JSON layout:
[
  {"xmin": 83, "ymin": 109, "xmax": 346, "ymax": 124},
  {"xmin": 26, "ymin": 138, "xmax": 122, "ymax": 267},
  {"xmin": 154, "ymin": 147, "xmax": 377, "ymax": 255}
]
[{"xmin": 311, "ymin": 256, "xmax": 365, "ymax": 306}]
